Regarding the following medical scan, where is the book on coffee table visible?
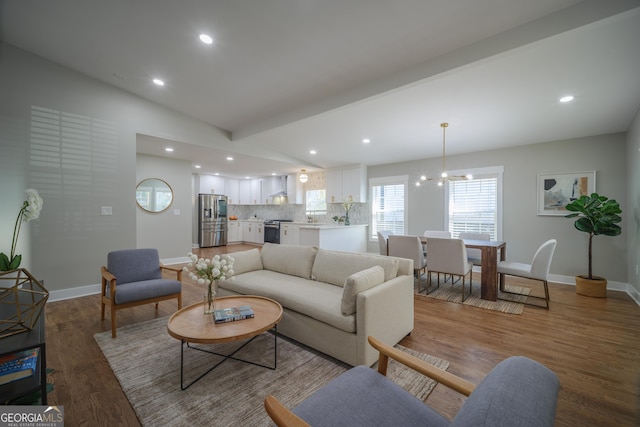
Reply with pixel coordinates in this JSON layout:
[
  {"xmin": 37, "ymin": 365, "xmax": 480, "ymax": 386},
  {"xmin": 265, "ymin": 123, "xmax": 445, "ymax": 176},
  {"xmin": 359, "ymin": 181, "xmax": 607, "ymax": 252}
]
[{"xmin": 213, "ymin": 305, "xmax": 255, "ymax": 323}]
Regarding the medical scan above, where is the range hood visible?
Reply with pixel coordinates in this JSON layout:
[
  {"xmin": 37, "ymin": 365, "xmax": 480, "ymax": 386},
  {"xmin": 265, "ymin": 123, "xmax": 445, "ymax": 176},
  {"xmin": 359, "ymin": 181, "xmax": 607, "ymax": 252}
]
[{"xmin": 270, "ymin": 175, "xmax": 288, "ymax": 204}]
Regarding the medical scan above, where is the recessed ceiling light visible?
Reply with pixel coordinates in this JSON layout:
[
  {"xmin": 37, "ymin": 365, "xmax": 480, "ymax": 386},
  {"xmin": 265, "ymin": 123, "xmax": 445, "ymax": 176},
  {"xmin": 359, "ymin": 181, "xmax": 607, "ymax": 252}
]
[
  {"xmin": 165, "ymin": 147, "xmax": 174, "ymax": 152},
  {"xmin": 559, "ymin": 95, "xmax": 574, "ymax": 103},
  {"xmin": 214, "ymin": 172, "xmax": 219, "ymax": 176},
  {"xmin": 271, "ymin": 172, "xmax": 277, "ymax": 176},
  {"xmin": 245, "ymin": 176, "xmax": 250, "ymax": 179},
  {"xmin": 199, "ymin": 34, "xmax": 214, "ymax": 45},
  {"xmin": 226, "ymin": 156, "xmax": 234, "ymax": 161},
  {"xmin": 194, "ymin": 165, "xmax": 201, "ymax": 169},
  {"xmin": 153, "ymin": 78, "xmax": 165, "ymax": 86},
  {"xmin": 310, "ymin": 150, "xmax": 317, "ymax": 155},
  {"xmin": 362, "ymin": 138, "xmax": 371, "ymax": 143}
]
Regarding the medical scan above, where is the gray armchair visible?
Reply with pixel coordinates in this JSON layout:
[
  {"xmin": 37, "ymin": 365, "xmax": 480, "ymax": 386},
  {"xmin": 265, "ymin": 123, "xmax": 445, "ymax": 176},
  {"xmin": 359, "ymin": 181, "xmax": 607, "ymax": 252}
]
[
  {"xmin": 265, "ymin": 336, "xmax": 559, "ymax": 427},
  {"xmin": 101, "ymin": 248, "xmax": 182, "ymax": 337}
]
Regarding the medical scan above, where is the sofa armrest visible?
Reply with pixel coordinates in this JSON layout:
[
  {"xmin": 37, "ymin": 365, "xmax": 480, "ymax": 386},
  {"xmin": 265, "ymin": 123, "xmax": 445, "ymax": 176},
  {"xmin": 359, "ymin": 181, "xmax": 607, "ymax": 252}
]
[{"xmin": 355, "ymin": 274, "xmax": 414, "ymax": 366}]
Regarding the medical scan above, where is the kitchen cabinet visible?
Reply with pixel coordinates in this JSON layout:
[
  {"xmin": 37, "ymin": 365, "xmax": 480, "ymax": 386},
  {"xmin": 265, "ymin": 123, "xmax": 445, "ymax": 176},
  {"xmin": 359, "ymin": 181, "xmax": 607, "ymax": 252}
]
[
  {"xmin": 280, "ymin": 223, "xmax": 300, "ymax": 245},
  {"xmin": 287, "ymin": 174, "xmax": 303, "ymax": 204},
  {"xmin": 326, "ymin": 164, "xmax": 367, "ymax": 203},
  {"xmin": 298, "ymin": 224, "xmax": 368, "ymax": 253},
  {"xmin": 197, "ymin": 174, "xmax": 226, "ymax": 195},
  {"xmin": 225, "ymin": 179, "xmax": 239, "ymax": 205},
  {"xmin": 238, "ymin": 180, "xmax": 262, "ymax": 205},
  {"xmin": 241, "ymin": 221, "xmax": 263, "ymax": 244},
  {"xmin": 227, "ymin": 220, "xmax": 241, "ymax": 243},
  {"xmin": 250, "ymin": 179, "xmax": 263, "ymax": 205}
]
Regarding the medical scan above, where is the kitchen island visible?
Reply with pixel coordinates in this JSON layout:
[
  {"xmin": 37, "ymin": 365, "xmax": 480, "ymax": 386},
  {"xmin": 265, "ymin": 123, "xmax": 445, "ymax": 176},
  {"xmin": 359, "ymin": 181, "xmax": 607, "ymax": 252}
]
[{"xmin": 298, "ymin": 224, "xmax": 368, "ymax": 253}]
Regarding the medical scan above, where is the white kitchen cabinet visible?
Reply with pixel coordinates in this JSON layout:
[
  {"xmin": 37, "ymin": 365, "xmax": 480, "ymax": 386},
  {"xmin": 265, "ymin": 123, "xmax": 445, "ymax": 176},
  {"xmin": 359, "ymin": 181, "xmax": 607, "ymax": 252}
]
[
  {"xmin": 241, "ymin": 221, "xmax": 263, "ymax": 244},
  {"xmin": 250, "ymin": 179, "xmax": 263, "ymax": 204},
  {"xmin": 254, "ymin": 222, "xmax": 264, "ymax": 243},
  {"xmin": 238, "ymin": 180, "xmax": 251, "ymax": 204},
  {"xmin": 227, "ymin": 220, "xmax": 241, "ymax": 243},
  {"xmin": 280, "ymin": 223, "xmax": 300, "ymax": 245},
  {"xmin": 286, "ymin": 174, "xmax": 303, "ymax": 204},
  {"xmin": 197, "ymin": 174, "xmax": 226, "ymax": 195},
  {"xmin": 298, "ymin": 224, "xmax": 368, "ymax": 253},
  {"xmin": 225, "ymin": 179, "xmax": 239, "ymax": 205},
  {"xmin": 326, "ymin": 164, "xmax": 367, "ymax": 203}
]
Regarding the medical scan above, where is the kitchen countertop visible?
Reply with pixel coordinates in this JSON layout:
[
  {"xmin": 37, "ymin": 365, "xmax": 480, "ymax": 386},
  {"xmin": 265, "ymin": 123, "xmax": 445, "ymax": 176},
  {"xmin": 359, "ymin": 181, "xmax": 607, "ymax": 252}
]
[{"xmin": 297, "ymin": 223, "xmax": 367, "ymax": 229}]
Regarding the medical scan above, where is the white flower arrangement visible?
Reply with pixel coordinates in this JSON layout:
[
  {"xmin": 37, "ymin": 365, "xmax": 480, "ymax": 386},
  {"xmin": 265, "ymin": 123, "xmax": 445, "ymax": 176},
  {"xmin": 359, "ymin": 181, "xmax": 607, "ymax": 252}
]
[
  {"xmin": 342, "ymin": 197, "xmax": 354, "ymax": 213},
  {"xmin": 183, "ymin": 253, "xmax": 235, "ymax": 285},
  {"xmin": 1, "ymin": 189, "xmax": 44, "ymax": 271}
]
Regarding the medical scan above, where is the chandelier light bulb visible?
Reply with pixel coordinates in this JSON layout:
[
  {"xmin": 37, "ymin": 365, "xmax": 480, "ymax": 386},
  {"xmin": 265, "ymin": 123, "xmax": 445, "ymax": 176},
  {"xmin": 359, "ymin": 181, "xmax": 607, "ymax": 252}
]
[{"xmin": 299, "ymin": 169, "xmax": 308, "ymax": 183}]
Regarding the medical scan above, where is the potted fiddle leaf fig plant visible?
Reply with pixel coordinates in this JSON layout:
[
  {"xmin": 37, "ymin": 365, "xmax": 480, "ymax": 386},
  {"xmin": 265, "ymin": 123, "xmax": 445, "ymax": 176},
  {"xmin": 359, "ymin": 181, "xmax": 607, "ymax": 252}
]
[{"xmin": 564, "ymin": 192, "xmax": 622, "ymax": 297}]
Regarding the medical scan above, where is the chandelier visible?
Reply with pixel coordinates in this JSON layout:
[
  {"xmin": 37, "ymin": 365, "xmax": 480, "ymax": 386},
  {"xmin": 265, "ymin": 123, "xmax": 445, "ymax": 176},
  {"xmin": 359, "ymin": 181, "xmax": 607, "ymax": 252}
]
[
  {"xmin": 416, "ymin": 122, "xmax": 472, "ymax": 187},
  {"xmin": 299, "ymin": 169, "xmax": 308, "ymax": 183}
]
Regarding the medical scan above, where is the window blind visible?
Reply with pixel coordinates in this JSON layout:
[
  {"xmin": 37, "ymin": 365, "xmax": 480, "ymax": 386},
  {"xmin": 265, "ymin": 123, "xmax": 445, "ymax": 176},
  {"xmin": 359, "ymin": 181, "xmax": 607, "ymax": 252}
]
[
  {"xmin": 371, "ymin": 182, "xmax": 406, "ymax": 239},
  {"xmin": 447, "ymin": 177, "xmax": 498, "ymax": 240}
]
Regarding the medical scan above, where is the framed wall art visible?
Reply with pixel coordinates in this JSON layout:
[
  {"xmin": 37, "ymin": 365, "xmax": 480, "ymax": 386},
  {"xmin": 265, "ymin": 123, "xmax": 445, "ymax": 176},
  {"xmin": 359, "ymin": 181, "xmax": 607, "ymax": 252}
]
[{"xmin": 537, "ymin": 171, "xmax": 596, "ymax": 216}]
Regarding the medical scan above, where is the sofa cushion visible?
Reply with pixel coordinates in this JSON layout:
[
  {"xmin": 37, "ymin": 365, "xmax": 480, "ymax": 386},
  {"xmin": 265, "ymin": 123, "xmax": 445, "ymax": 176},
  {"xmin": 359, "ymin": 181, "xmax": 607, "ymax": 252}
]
[
  {"xmin": 311, "ymin": 249, "xmax": 399, "ymax": 287},
  {"xmin": 219, "ymin": 270, "xmax": 356, "ymax": 333},
  {"xmin": 230, "ymin": 248, "xmax": 263, "ymax": 275},
  {"xmin": 341, "ymin": 266, "xmax": 385, "ymax": 315},
  {"xmin": 261, "ymin": 243, "xmax": 318, "ymax": 280}
]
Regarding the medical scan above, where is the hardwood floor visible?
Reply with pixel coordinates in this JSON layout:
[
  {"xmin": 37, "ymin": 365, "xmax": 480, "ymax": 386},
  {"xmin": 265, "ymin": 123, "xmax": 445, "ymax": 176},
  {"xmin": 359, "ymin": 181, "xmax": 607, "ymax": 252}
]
[{"xmin": 43, "ymin": 244, "xmax": 640, "ymax": 426}]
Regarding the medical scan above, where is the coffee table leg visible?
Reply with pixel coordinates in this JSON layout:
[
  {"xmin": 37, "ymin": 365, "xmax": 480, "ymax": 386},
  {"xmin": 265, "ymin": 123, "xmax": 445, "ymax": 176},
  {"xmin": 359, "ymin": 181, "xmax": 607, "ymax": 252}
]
[{"xmin": 179, "ymin": 326, "xmax": 278, "ymax": 390}]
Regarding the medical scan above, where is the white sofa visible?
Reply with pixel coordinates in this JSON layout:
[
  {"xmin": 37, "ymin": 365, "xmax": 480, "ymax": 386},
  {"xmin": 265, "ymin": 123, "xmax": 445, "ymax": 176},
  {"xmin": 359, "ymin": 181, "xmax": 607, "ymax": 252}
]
[{"xmin": 217, "ymin": 243, "xmax": 414, "ymax": 366}]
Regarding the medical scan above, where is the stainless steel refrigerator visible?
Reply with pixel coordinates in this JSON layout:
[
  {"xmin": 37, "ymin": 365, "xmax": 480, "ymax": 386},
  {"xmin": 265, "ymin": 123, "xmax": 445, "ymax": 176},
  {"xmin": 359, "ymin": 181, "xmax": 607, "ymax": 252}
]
[{"xmin": 198, "ymin": 194, "xmax": 228, "ymax": 247}]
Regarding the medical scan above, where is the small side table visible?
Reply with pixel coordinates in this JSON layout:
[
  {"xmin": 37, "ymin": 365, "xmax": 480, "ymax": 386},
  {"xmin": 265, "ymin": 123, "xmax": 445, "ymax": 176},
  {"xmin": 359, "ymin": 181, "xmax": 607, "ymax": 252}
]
[{"xmin": 0, "ymin": 310, "xmax": 47, "ymax": 405}]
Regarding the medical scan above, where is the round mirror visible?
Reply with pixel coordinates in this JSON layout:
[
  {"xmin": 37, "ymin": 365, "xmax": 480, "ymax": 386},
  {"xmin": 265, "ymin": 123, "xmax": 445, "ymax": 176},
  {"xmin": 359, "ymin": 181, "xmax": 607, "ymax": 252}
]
[{"xmin": 136, "ymin": 178, "xmax": 174, "ymax": 213}]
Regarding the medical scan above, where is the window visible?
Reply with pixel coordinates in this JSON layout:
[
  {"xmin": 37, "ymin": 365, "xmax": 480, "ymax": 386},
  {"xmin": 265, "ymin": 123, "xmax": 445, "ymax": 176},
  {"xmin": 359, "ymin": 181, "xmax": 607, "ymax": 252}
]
[
  {"xmin": 305, "ymin": 189, "xmax": 326, "ymax": 215},
  {"xmin": 445, "ymin": 166, "xmax": 503, "ymax": 240},
  {"xmin": 370, "ymin": 176, "xmax": 408, "ymax": 240}
]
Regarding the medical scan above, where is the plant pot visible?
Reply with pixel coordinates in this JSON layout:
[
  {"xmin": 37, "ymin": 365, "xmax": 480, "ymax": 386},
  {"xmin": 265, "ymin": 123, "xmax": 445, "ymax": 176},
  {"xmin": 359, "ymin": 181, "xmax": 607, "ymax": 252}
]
[{"xmin": 575, "ymin": 275, "xmax": 607, "ymax": 298}]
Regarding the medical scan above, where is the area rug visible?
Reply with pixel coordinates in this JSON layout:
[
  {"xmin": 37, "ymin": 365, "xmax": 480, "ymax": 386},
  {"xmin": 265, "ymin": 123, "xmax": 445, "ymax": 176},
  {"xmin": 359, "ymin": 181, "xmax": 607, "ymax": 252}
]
[
  {"xmin": 415, "ymin": 277, "xmax": 530, "ymax": 314},
  {"xmin": 94, "ymin": 317, "xmax": 449, "ymax": 426}
]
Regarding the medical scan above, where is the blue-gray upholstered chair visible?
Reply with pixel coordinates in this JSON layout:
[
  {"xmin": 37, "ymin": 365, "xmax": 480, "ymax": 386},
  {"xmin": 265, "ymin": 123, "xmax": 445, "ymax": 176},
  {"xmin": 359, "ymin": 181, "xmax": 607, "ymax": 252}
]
[
  {"xmin": 101, "ymin": 248, "xmax": 182, "ymax": 337},
  {"xmin": 265, "ymin": 336, "xmax": 559, "ymax": 427}
]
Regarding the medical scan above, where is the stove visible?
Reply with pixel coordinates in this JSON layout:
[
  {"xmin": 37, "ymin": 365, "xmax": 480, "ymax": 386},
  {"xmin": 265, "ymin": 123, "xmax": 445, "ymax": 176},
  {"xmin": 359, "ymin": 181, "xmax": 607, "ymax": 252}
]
[{"xmin": 263, "ymin": 219, "xmax": 293, "ymax": 244}]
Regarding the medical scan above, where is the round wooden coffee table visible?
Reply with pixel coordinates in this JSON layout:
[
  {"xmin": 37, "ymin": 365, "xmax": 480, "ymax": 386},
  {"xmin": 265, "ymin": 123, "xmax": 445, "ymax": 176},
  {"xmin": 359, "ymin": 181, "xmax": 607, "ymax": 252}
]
[{"xmin": 167, "ymin": 295, "xmax": 283, "ymax": 390}]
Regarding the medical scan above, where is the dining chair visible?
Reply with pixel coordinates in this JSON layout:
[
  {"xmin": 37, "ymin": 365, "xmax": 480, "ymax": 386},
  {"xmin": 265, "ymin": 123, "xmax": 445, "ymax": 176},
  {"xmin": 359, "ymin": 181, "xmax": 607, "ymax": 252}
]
[
  {"xmin": 377, "ymin": 230, "xmax": 392, "ymax": 255},
  {"xmin": 497, "ymin": 239, "xmax": 557, "ymax": 309},
  {"xmin": 458, "ymin": 232, "xmax": 490, "ymax": 266},
  {"xmin": 425, "ymin": 238, "xmax": 473, "ymax": 301},
  {"xmin": 388, "ymin": 235, "xmax": 427, "ymax": 292},
  {"xmin": 423, "ymin": 230, "xmax": 451, "ymax": 238}
]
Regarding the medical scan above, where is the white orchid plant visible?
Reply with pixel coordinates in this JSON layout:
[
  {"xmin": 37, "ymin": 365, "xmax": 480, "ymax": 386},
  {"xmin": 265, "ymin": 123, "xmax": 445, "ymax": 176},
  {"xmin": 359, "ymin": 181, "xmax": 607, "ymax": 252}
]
[{"xmin": 1, "ymin": 189, "xmax": 43, "ymax": 271}]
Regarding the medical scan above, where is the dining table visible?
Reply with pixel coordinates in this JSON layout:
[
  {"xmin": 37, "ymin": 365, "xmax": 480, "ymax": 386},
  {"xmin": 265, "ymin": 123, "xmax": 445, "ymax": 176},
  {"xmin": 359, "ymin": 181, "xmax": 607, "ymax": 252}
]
[{"xmin": 419, "ymin": 236, "xmax": 506, "ymax": 301}]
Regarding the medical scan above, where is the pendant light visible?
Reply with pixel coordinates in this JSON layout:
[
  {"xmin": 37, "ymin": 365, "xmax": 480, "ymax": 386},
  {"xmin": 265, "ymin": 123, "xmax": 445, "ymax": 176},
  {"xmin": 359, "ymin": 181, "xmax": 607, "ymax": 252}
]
[
  {"xmin": 417, "ymin": 122, "xmax": 472, "ymax": 186},
  {"xmin": 299, "ymin": 169, "xmax": 308, "ymax": 183}
]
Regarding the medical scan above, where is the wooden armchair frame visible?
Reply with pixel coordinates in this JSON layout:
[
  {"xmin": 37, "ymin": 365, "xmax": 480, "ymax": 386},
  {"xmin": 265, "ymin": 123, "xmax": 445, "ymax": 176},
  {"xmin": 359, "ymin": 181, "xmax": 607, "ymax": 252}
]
[
  {"xmin": 264, "ymin": 336, "xmax": 475, "ymax": 427},
  {"xmin": 100, "ymin": 264, "xmax": 182, "ymax": 338}
]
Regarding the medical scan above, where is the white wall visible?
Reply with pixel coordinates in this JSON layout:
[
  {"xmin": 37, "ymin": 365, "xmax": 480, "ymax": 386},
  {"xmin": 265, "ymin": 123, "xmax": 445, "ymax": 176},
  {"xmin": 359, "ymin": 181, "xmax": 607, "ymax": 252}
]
[
  {"xmin": 0, "ymin": 42, "xmax": 230, "ymax": 293},
  {"xmin": 627, "ymin": 108, "xmax": 640, "ymax": 295},
  {"xmin": 368, "ymin": 133, "xmax": 629, "ymax": 282},
  {"xmin": 136, "ymin": 154, "xmax": 192, "ymax": 260}
]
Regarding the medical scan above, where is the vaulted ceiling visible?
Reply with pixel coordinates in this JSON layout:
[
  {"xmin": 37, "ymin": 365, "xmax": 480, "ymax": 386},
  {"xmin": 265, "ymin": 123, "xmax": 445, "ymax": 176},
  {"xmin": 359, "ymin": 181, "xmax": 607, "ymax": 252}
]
[{"xmin": 2, "ymin": 0, "xmax": 639, "ymax": 178}]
